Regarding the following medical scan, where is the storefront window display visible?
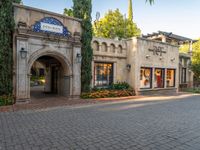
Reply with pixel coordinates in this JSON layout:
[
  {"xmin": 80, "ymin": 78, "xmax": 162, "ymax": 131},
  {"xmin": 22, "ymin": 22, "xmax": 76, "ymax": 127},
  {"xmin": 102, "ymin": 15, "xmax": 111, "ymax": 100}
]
[
  {"xmin": 167, "ymin": 69, "xmax": 176, "ymax": 87},
  {"xmin": 140, "ymin": 68, "xmax": 152, "ymax": 89},
  {"xmin": 94, "ymin": 63, "xmax": 113, "ymax": 87},
  {"xmin": 154, "ymin": 68, "xmax": 165, "ymax": 88}
]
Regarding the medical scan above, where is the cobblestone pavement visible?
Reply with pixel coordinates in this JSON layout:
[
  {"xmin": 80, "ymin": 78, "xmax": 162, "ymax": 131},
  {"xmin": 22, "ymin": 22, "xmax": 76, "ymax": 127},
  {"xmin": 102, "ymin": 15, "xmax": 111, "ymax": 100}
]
[{"xmin": 1, "ymin": 95, "xmax": 200, "ymax": 150}]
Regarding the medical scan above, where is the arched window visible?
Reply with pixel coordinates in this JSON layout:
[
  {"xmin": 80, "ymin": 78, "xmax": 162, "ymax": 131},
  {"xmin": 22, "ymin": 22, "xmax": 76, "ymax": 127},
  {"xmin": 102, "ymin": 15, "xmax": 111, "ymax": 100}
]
[
  {"xmin": 101, "ymin": 42, "xmax": 108, "ymax": 52},
  {"xmin": 118, "ymin": 45, "xmax": 123, "ymax": 53},
  {"xmin": 92, "ymin": 41, "xmax": 99, "ymax": 51},
  {"xmin": 110, "ymin": 44, "xmax": 115, "ymax": 53}
]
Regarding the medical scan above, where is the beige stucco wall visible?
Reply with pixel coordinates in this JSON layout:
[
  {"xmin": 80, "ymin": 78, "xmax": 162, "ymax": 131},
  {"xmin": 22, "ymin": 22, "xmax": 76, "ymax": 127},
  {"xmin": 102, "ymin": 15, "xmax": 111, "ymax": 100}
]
[
  {"xmin": 126, "ymin": 37, "xmax": 179, "ymax": 95},
  {"xmin": 91, "ymin": 37, "xmax": 128, "ymax": 87},
  {"xmin": 13, "ymin": 4, "xmax": 81, "ymax": 35}
]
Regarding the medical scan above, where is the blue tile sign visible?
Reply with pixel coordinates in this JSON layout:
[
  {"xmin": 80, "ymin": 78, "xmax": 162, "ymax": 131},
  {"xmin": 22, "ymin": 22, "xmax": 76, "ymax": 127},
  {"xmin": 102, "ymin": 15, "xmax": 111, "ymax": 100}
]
[{"xmin": 33, "ymin": 17, "xmax": 71, "ymax": 37}]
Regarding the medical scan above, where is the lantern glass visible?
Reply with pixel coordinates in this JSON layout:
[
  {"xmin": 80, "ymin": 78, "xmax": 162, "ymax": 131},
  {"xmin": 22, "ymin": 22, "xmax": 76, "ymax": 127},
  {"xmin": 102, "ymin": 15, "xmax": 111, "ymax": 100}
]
[
  {"xmin": 20, "ymin": 48, "xmax": 27, "ymax": 59},
  {"xmin": 76, "ymin": 53, "xmax": 82, "ymax": 63}
]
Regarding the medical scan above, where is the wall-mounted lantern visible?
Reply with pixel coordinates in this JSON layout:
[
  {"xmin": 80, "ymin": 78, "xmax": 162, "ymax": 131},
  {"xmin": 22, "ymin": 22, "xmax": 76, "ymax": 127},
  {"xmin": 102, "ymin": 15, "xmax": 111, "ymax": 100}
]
[
  {"xmin": 76, "ymin": 53, "xmax": 82, "ymax": 63},
  {"xmin": 126, "ymin": 64, "xmax": 131, "ymax": 71},
  {"xmin": 171, "ymin": 58, "xmax": 175, "ymax": 62},
  {"xmin": 20, "ymin": 47, "xmax": 27, "ymax": 59},
  {"xmin": 146, "ymin": 55, "xmax": 151, "ymax": 59}
]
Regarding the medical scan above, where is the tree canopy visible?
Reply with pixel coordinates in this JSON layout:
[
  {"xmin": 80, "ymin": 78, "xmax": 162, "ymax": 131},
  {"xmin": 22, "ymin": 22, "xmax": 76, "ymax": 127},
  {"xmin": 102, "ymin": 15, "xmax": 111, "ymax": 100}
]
[
  {"xmin": 63, "ymin": 8, "xmax": 73, "ymax": 17},
  {"xmin": 93, "ymin": 9, "xmax": 141, "ymax": 39},
  {"xmin": 13, "ymin": 0, "xmax": 21, "ymax": 3},
  {"xmin": 180, "ymin": 39, "xmax": 200, "ymax": 80},
  {"xmin": 0, "ymin": 0, "xmax": 15, "ymax": 95},
  {"xmin": 128, "ymin": 0, "xmax": 133, "ymax": 22}
]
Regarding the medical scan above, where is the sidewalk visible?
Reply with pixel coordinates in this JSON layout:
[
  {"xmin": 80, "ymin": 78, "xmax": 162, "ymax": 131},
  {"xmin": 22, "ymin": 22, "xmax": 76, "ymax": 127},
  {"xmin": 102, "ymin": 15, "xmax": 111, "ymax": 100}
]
[{"xmin": 0, "ymin": 92, "xmax": 198, "ymax": 112}]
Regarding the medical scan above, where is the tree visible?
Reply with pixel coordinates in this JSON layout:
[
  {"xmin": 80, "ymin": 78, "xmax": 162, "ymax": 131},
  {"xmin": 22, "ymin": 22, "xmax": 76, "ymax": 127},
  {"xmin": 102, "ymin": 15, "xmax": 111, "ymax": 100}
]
[
  {"xmin": 0, "ymin": 0, "xmax": 15, "ymax": 95},
  {"xmin": 13, "ymin": 0, "xmax": 21, "ymax": 3},
  {"xmin": 180, "ymin": 39, "xmax": 200, "ymax": 81},
  {"xmin": 147, "ymin": 0, "xmax": 154, "ymax": 5},
  {"xmin": 128, "ymin": 0, "xmax": 133, "ymax": 22},
  {"xmin": 63, "ymin": 8, "xmax": 73, "ymax": 17},
  {"xmin": 93, "ymin": 9, "xmax": 141, "ymax": 39},
  {"xmin": 73, "ymin": 0, "xmax": 93, "ymax": 92},
  {"xmin": 128, "ymin": 0, "xmax": 154, "ymax": 20}
]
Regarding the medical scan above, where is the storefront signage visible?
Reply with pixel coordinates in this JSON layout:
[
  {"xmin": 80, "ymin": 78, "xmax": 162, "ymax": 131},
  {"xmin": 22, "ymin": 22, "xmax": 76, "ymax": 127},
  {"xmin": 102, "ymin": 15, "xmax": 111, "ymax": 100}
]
[
  {"xmin": 40, "ymin": 22, "xmax": 63, "ymax": 34},
  {"xmin": 33, "ymin": 17, "xmax": 70, "ymax": 37},
  {"xmin": 149, "ymin": 46, "xmax": 166, "ymax": 56}
]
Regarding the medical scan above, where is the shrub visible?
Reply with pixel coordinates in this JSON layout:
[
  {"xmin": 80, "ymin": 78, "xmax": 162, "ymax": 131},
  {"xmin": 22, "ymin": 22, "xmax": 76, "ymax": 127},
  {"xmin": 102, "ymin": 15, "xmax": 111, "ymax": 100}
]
[
  {"xmin": 0, "ymin": 95, "xmax": 14, "ymax": 106},
  {"xmin": 109, "ymin": 82, "xmax": 131, "ymax": 90},
  {"xmin": 183, "ymin": 88, "xmax": 200, "ymax": 93}
]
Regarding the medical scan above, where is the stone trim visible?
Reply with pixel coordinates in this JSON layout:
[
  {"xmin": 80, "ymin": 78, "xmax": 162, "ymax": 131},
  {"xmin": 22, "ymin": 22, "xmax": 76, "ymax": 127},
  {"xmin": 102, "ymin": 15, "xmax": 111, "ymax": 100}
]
[{"xmin": 13, "ymin": 3, "xmax": 82, "ymax": 22}]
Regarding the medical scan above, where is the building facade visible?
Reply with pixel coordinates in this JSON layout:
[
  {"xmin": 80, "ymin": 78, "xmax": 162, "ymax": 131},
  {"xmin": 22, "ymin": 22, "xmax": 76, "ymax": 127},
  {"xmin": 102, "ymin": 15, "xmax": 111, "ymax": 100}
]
[
  {"xmin": 12, "ymin": 4, "xmax": 194, "ymax": 102},
  {"xmin": 13, "ymin": 4, "xmax": 82, "ymax": 102},
  {"xmin": 143, "ymin": 31, "xmax": 194, "ymax": 88},
  {"xmin": 92, "ymin": 37, "xmax": 179, "ymax": 95}
]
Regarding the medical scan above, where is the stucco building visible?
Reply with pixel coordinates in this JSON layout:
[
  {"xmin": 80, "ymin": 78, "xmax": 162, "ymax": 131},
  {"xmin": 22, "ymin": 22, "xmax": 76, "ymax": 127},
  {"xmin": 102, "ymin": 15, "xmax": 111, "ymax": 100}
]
[
  {"xmin": 13, "ymin": 4, "xmax": 82, "ymax": 102},
  {"xmin": 12, "ymin": 4, "xmax": 194, "ymax": 102},
  {"xmin": 92, "ymin": 37, "xmax": 179, "ymax": 95}
]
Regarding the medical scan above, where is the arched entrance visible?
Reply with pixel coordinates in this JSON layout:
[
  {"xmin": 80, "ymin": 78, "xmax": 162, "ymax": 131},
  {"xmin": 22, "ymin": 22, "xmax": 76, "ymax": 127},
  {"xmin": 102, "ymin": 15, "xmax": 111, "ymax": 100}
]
[
  {"xmin": 27, "ymin": 49, "xmax": 73, "ymax": 100},
  {"xmin": 30, "ymin": 55, "xmax": 70, "ymax": 99}
]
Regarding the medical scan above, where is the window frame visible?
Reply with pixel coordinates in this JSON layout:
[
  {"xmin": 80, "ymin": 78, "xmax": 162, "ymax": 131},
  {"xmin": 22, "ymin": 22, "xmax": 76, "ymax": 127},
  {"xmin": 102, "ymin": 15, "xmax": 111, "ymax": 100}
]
[
  {"xmin": 154, "ymin": 68, "xmax": 165, "ymax": 89},
  {"xmin": 181, "ymin": 68, "xmax": 187, "ymax": 83},
  {"xmin": 166, "ymin": 69, "xmax": 176, "ymax": 88},
  {"xmin": 94, "ymin": 62, "xmax": 114, "ymax": 87},
  {"xmin": 140, "ymin": 67, "xmax": 153, "ymax": 89}
]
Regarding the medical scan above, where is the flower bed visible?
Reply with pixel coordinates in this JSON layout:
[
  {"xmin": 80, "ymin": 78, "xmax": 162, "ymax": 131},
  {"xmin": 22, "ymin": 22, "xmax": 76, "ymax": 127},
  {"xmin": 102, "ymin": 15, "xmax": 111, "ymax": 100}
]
[
  {"xmin": 0, "ymin": 95, "xmax": 14, "ymax": 106},
  {"xmin": 81, "ymin": 82, "xmax": 135, "ymax": 99}
]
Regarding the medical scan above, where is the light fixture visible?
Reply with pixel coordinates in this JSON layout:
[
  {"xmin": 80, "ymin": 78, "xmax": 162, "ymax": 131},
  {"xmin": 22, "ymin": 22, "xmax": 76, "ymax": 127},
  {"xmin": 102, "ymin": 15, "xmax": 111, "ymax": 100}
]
[
  {"xmin": 20, "ymin": 47, "xmax": 27, "ymax": 59},
  {"xmin": 126, "ymin": 64, "xmax": 131, "ymax": 70},
  {"xmin": 159, "ymin": 56, "xmax": 163, "ymax": 60},
  {"xmin": 76, "ymin": 53, "xmax": 82, "ymax": 63},
  {"xmin": 94, "ymin": 12, "xmax": 102, "ymax": 31},
  {"xmin": 146, "ymin": 55, "xmax": 150, "ymax": 59},
  {"xmin": 171, "ymin": 58, "xmax": 175, "ymax": 62}
]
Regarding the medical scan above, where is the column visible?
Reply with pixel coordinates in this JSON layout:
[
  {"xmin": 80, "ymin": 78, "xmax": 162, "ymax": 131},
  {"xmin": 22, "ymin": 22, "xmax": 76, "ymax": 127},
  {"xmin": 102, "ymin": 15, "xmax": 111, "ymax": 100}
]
[{"xmin": 16, "ymin": 38, "xmax": 29, "ymax": 101}]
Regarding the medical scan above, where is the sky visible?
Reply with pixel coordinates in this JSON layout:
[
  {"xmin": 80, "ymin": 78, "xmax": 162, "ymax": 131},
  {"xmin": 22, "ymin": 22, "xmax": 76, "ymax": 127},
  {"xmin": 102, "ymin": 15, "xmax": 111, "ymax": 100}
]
[{"xmin": 23, "ymin": 0, "xmax": 200, "ymax": 39}]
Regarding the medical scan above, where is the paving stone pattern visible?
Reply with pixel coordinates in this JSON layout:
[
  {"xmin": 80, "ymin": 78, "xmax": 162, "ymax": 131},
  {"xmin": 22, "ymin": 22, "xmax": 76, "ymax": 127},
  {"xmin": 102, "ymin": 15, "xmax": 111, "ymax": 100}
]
[{"xmin": 1, "ymin": 95, "xmax": 200, "ymax": 150}]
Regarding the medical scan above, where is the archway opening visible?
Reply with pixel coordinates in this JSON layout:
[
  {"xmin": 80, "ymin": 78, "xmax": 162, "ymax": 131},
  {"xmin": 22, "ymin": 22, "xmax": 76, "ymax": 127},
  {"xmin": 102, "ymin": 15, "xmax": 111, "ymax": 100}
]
[{"xmin": 30, "ymin": 55, "xmax": 70, "ymax": 99}]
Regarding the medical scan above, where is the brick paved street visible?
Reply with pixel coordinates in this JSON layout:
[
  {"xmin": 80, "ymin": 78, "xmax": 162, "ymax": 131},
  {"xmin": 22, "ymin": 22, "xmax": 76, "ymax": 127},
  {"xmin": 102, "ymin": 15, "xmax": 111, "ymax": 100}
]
[{"xmin": 1, "ymin": 94, "xmax": 200, "ymax": 150}]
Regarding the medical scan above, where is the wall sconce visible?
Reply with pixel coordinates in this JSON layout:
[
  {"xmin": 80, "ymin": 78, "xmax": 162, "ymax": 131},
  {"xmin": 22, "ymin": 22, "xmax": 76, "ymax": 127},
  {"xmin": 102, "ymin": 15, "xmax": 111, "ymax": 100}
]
[
  {"xmin": 76, "ymin": 53, "xmax": 82, "ymax": 63},
  {"xmin": 171, "ymin": 58, "xmax": 175, "ymax": 62},
  {"xmin": 146, "ymin": 55, "xmax": 151, "ymax": 59},
  {"xmin": 20, "ymin": 47, "xmax": 27, "ymax": 59},
  {"xmin": 159, "ymin": 56, "xmax": 163, "ymax": 60},
  {"xmin": 126, "ymin": 64, "xmax": 131, "ymax": 70}
]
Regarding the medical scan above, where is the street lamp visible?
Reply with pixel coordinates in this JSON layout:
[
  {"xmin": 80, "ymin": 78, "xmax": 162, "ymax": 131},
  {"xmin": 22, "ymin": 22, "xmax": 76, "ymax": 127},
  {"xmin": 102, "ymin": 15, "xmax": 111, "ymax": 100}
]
[{"xmin": 94, "ymin": 12, "xmax": 102, "ymax": 33}]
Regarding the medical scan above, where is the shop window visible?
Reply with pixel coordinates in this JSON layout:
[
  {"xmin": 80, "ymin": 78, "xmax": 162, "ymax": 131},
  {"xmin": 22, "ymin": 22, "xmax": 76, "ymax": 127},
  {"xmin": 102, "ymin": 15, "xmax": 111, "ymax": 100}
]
[
  {"xmin": 94, "ymin": 63, "xmax": 113, "ymax": 87},
  {"xmin": 166, "ymin": 69, "xmax": 176, "ymax": 87},
  {"xmin": 154, "ymin": 68, "xmax": 165, "ymax": 88},
  {"xmin": 140, "ymin": 68, "xmax": 152, "ymax": 89},
  {"xmin": 181, "ymin": 68, "xmax": 187, "ymax": 83}
]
